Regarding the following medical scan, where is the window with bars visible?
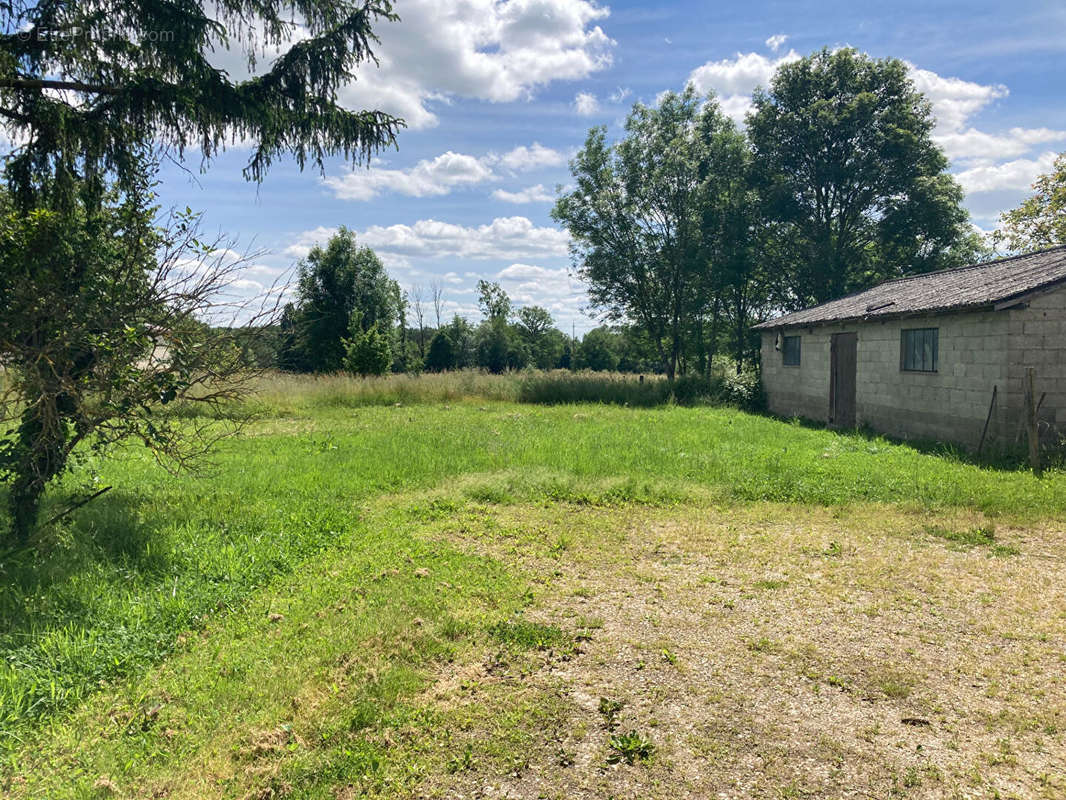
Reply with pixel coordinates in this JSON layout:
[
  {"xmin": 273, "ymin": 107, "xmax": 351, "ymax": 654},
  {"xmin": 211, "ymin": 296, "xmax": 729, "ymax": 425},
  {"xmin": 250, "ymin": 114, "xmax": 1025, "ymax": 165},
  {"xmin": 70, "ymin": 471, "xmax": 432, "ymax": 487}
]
[
  {"xmin": 782, "ymin": 335, "xmax": 801, "ymax": 366},
  {"xmin": 900, "ymin": 327, "xmax": 938, "ymax": 372}
]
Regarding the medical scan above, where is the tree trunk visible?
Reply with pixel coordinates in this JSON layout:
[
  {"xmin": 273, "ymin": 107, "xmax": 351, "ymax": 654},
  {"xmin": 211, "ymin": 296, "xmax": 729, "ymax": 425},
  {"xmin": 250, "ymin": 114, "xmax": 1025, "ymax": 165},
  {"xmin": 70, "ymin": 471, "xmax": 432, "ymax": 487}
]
[
  {"xmin": 708, "ymin": 295, "xmax": 722, "ymax": 372},
  {"xmin": 8, "ymin": 470, "xmax": 47, "ymax": 544},
  {"xmin": 3, "ymin": 401, "xmax": 72, "ymax": 544}
]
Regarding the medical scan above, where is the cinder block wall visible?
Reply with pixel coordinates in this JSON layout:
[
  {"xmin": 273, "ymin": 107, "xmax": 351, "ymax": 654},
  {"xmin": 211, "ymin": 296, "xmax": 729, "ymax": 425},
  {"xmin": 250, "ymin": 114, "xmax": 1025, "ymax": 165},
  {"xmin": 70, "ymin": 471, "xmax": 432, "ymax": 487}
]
[
  {"xmin": 760, "ymin": 328, "xmax": 831, "ymax": 421},
  {"xmin": 1006, "ymin": 285, "xmax": 1066, "ymax": 440},
  {"xmin": 760, "ymin": 310, "xmax": 1012, "ymax": 448},
  {"xmin": 853, "ymin": 312, "xmax": 1008, "ymax": 447}
]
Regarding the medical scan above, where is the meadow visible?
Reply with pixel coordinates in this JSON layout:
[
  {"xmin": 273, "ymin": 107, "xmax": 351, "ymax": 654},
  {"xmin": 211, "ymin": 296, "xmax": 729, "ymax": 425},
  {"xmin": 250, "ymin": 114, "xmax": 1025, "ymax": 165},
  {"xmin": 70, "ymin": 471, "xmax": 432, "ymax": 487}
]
[{"xmin": 1, "ymin": 371, "xmax": 1063, "ymax": 798}]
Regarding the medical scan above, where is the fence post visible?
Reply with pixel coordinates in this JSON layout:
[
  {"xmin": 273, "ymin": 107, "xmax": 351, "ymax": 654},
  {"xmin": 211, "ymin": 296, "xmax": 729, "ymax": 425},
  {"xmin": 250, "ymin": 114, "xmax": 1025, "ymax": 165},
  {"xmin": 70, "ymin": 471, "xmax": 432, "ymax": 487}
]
[
  {"xmin": 976, "ymin": 384, "xmax": 997, "ymax": 458},
  {"xmin": 1025, "ymin": 367, "xmax": 1041, "ymax": 475}
]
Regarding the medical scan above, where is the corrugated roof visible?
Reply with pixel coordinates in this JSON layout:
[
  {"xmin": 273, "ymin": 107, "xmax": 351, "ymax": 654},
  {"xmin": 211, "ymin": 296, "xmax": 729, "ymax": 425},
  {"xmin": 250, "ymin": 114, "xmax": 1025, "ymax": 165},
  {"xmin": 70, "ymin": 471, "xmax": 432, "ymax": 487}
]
[{"xmin": 753, "ymin": 246, "xmax": 1066, "ymax": 330}]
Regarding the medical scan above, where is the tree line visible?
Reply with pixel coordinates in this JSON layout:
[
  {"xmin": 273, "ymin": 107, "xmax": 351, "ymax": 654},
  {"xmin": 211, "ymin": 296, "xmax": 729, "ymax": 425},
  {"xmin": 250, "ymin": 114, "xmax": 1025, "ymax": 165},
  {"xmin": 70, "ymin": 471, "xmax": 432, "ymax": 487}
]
[
  {"xmin": 278, "ymin": 48, "xmax": 993, "ymax": 381},
  {"xmin": 275, "ymin": 48, "xmax": 1066, "ymax": 383},
  {"xmin": 272, "ymin": 225, "xmax": 668, "ymax": 376}
]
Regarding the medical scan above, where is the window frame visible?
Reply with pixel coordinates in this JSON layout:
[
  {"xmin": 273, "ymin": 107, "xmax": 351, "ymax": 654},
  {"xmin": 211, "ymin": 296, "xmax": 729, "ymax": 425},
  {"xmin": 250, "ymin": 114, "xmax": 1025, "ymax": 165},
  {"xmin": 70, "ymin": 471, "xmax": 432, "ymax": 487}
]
[
  {"xmin": 900, "ymin": 327, "xmax": 939, "ymax": 373},
  {"xmin": 781, "ymin": 334, "xmax": 801, "ymax": 367}
]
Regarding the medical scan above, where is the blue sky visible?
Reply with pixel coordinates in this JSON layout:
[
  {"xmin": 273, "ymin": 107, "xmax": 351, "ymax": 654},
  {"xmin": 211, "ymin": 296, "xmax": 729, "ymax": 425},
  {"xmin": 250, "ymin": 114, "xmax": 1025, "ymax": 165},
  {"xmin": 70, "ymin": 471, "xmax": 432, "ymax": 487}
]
[{"xmin": 160, "ymin": 0, "xmax": 1066, "ymax": 332}]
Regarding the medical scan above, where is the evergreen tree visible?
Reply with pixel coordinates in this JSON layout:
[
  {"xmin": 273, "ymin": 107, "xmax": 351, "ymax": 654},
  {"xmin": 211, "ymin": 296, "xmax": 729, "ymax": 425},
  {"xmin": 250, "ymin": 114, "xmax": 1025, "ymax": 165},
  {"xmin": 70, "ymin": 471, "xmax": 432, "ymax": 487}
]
[
  {"xmin": 0, "ymin": 0, "xmax": 402, "ymax": 210},
  {"xmin": 0, "ymin": 0, "xmax": 404, "ymax": 540}
]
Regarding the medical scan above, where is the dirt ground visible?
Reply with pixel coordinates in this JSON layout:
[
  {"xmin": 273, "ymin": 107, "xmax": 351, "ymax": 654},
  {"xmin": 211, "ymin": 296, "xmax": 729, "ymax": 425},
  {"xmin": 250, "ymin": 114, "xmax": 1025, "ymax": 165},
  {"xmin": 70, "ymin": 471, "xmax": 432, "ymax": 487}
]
[{"xmin": 414, "ymin": 502, "xmax": 1066, "ymax": 800}]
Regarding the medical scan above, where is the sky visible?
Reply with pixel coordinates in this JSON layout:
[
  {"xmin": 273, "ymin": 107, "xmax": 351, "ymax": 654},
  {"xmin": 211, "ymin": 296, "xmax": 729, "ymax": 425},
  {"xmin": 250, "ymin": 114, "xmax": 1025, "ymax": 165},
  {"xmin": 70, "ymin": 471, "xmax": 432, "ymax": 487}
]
[{"xmin": 158, "ymin": 0, "xmax": 1066, "ymax": 333}]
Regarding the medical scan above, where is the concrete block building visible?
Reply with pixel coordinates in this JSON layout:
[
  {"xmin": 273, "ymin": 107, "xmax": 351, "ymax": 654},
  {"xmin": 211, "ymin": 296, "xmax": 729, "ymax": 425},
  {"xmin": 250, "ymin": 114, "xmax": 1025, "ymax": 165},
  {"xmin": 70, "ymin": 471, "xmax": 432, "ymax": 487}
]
[{"xmin": 754, "ymin": 247, "xmax": 1066, "ymax": 450}]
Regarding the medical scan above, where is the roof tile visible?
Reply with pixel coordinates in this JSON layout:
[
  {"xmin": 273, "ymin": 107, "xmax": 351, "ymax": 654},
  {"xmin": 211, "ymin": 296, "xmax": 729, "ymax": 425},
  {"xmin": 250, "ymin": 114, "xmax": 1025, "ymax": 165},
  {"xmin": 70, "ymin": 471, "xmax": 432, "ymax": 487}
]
[{"xmin": 754, "ymin": 246, "xmax": 1066, "ymax": 330}]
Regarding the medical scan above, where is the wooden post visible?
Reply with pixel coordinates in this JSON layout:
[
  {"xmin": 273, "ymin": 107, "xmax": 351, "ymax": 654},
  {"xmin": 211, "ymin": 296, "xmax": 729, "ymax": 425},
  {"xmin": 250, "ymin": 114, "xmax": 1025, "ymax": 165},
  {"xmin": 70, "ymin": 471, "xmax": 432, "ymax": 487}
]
[
  {"xmin": 976, "ymin": 384, "xmax": 997, "ymax": 458},
  {"xmin": 1025, "ymin": 368, "xmax": 1041, "ymax": 475}
]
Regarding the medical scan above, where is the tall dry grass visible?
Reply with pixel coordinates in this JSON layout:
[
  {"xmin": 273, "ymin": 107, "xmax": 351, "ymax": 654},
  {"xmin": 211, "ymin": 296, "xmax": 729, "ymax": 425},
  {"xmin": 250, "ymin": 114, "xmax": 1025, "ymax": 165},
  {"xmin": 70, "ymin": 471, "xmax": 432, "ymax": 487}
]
[{"xmin": 170, "ymin": 369, "xmax": 698, "ymax": 417}]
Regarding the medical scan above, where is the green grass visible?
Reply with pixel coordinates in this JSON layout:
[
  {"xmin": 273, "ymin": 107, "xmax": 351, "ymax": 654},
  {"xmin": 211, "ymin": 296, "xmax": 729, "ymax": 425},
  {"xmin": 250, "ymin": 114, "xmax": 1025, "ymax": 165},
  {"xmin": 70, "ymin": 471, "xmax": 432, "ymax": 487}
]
[{"xmin": 2, "ymin": 378, "xmax": 1065, "ymax": 792}]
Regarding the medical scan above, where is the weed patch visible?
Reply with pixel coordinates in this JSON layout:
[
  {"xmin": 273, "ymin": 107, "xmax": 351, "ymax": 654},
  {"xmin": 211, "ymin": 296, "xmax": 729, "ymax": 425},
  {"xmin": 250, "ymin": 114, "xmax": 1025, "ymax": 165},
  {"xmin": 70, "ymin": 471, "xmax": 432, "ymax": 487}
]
[
  {"xmin": 607, "ymin": 730, "xmax": 655, "ymax": 765},
  {"xmin": 488, "ymin": 619, "xmax": 570, "ymax": 651}
]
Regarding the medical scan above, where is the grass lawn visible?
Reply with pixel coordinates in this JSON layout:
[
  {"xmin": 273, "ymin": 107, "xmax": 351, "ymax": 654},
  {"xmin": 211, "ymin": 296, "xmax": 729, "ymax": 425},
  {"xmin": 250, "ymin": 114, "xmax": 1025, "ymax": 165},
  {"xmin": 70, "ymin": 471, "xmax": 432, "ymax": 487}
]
[{"xmin": 1, "ymin": 389, "xmax": 1064, "ymax": 798}]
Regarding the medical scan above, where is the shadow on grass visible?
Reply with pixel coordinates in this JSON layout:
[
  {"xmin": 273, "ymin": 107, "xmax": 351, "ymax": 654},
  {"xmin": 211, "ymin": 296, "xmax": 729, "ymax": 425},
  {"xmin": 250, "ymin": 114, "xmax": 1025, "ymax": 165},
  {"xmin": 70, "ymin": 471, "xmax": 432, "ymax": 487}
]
[
  {"xmin": 767, "ymin": 411, "xmax": 1034, "ymax": 474},
  {"xmin": 0, "ymin": 487, "xmax": 169, "ymax": 637}
]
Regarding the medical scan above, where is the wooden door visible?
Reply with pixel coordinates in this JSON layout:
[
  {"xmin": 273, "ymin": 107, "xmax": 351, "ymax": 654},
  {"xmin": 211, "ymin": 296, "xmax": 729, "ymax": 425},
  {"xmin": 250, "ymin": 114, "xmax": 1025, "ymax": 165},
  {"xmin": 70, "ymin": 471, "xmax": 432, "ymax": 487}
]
[{"xmin": 830, "ymin": 332, "xmax": 857, "ymax": 428}]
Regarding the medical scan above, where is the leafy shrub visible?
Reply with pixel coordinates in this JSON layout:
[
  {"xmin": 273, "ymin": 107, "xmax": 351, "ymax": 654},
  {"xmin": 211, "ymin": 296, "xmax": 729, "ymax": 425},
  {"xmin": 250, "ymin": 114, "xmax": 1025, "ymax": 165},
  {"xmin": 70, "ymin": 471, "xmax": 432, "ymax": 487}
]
[
  {"xmin": 721, "ymin": 365, "xmax": 765, "ymax": 411},
  {"xmin": 669, "ymin": 374, "xmax": 715, "ymax": 405},
  {"xmin": 423, "ymin": 332, "xmax": 456, "ymax": 372},
  {"xmin": 342, "ymin": 325, "xmax": 391, "ymax": 377}
]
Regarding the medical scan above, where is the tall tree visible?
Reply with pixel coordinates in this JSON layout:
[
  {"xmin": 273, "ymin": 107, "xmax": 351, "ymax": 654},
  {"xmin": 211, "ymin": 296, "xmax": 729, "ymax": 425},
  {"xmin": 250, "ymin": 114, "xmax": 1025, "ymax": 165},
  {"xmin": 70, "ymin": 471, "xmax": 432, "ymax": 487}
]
[
  {"xmin": 574, "ymin": 327, "xmax": 621, "ymax": 372},
  {"xmin": 282, "ymin": 227, "xmax": 398, "ymax": 373},
  {"xmin": 995, "ymin": 152, "xmax": 1066, "ymax": 253},
  {"xmin": 0, "ymin": 0, "xmax": 403, "ymax": 209},
  {"xmin": 391, "ymin": 282, "xmax": 408, "ymax": 371},
  {"xmin": 409, "ymin": 284, "xmax": 427, "ymax": 358},
  {"xmin": 0, "ymin": 1, "xmax": 404, "ymax": 540},
  {"xmin": 747, "ymin": 48, "xmax": 977, "ymax": 308},
  {"xmin": 516, "ymin": 305, "xmax": 555, "ymax": 341},
  {"xmin": 516, "ymin": 305, "xmax": 562, "ymax": 369},
  {"xmin": 424, "ymin": 315, "xmax": 474, "ymax": 371},
  {"xmin": 423, "ymin": 330, "xmax": 455, "ymax": 372},
  {"xmin": 474, "ymin": 281, "xmax": 519, "ymax": 373},
  {"xmin": 692, "ymin": 105, "xmax": 766, "ymax": 370},
  {"xmin": 476, "ymin": 280, "xmax": 512, "ymax": 321},
  {"xmin": 554, "ymin": 88, "xmax": 742, "ymax": 379},
  {"xmin": 431, "ymin": 280, "xmax": 444, "ymax": 328}
]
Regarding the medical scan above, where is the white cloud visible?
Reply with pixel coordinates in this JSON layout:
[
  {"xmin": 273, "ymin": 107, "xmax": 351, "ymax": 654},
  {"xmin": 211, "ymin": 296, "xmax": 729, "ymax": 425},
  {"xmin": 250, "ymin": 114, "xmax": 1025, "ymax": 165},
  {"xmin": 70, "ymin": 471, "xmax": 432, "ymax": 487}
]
[
  {"xmin": 954, "ymin": 151, "xmax": 1059, "ymax": 194},
  {"xmin": 498, "ymin": 263, "xmax": 563, "ymax": 281},
  {"xmin": 686, "ymin": 49, "xmax": 801, "ymax": 122},
  {"xmin": 717, "ymin": 94, "xmax": 756, "ymax": 123},
  {"xmin": 935, "ymin": 127, "xmax": 1066, "ymax": 162},
  {"xmin": 205, "ymin": 2, "xmax": 613, "ymax": 131},
  {"xmin": 243, "ymin": 263, "xmax": 288, "ymax": 279},
  {"xmin": 282, "ymin": 226, "xmax": 339, "ymax": 260},
  {"xmin": 354, "ymin": 216, "xmax": 571, "ymax": 261},
  {"xmin": 493, "ymin": 184, "xmax": 556, "ymax": 203},
  {"xmin": 337, "ymin": 0, "xmax": 614, "ymax": 129},
  {"xmin": 494, "ymin": 142, "xmax": 566, "ymax": 172},
  {"xmin": 323, "ymin": 151, "xmax": 495, "ymax": 200},
  {"xmin": 907, "ymin": 67, "xmax": 1007, "ymax": 134},
  {"xmin": 496, "ymin": 263, "xmax": 587, "ymax": 316},
  {"xmin": 609, "ymin": 86, "xmax": 632, "ymax": 104},
  {"xmin": 904, "ymin": 65, "xmax": 1066, "ymax": 181},
  {"xmin": 282, "ymin": 226, "xmax": 414, "ymax": 269},
  {"xmin": 688, "ymin": 49, "xmax": 801, "ymax": 98},
  {"xmin": 765, "ymin": 34, "xmax": 788, "ymax": 52},
  {"xmin": 684, "ymin": 44, "xmax": 1063, "ymax": 213},
  {"xmin": 574, "ymin": 91, "xmax": 600, "ymax": 115},
  {"xmin": 321, "ymin": 143, "xmax": 565, "ymax": 200}
]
